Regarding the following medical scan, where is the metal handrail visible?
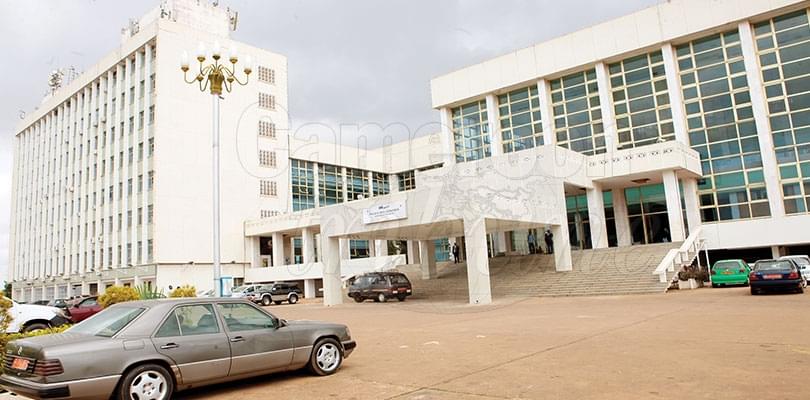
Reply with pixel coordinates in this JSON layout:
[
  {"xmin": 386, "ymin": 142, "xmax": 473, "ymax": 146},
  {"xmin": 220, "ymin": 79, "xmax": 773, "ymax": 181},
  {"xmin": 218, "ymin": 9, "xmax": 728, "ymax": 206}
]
[{"xmin": 653, "ymin": 226, "xmax": 704, "ymax": 283}]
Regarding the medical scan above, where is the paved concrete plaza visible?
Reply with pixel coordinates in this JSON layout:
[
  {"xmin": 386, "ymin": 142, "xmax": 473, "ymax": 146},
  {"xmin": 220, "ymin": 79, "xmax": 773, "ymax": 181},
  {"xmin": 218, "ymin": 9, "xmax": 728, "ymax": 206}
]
[{"xmin": 175, "ymin": 288, "xmax": 810, "ymax": 400}]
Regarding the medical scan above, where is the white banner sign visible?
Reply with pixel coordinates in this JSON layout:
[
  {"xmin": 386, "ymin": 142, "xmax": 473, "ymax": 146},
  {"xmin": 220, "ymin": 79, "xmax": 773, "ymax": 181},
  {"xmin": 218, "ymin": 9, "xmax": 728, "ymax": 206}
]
[{"xmin": 362, "ymin": 201, "xmax": 407, "ymax": 224}]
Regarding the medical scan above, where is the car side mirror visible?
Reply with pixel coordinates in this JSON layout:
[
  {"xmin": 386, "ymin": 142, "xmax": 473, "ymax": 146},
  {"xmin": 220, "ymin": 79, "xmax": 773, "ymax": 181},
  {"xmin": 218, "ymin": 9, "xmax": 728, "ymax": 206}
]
[{"xmin": 277, "ymin": 319, "xmax": 287, "ymax": 329}]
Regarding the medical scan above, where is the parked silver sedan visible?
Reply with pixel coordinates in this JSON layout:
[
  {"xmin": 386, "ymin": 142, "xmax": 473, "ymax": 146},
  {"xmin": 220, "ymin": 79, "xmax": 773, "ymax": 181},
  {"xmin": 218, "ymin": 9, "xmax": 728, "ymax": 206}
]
[{"xmin": 0, "ymin": 298, "xmax": 356, "ymax": 400}]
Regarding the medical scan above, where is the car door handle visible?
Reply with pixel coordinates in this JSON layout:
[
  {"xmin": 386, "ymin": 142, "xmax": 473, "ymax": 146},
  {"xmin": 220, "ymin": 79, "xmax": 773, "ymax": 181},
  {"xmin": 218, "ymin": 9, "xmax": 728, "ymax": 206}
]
[
  {"xmin": 230, "ymin": 336, "xmax": 244, "ymax": 343},
  {"xmin": 160, "ymin": 343, "xmax": 179, "ymax": 350}
]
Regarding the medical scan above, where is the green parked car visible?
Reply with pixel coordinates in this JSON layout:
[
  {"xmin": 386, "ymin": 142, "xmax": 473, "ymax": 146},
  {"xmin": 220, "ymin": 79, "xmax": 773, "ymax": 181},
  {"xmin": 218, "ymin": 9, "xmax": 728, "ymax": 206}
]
[{"xmin": 711, "ymin": 259, "xmax": 751, "ymax": 287}]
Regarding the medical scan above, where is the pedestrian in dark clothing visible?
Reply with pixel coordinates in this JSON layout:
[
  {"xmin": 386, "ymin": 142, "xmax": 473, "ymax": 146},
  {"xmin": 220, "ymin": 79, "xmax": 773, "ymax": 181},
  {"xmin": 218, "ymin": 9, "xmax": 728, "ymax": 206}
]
[
  {"xmin": 452, "ymin": 243, "xmax": 460, "ymax": 263},
  {"xmin": 544, "ymin": 229, "xmax": 554, "ymax": 254},
  {"xmin": 527, "ymin": 232, "xmax": 537, "ymax": 254}
]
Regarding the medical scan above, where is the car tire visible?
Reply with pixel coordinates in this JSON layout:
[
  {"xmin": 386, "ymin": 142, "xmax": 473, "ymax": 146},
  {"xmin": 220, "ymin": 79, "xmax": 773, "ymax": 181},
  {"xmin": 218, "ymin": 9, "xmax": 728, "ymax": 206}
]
[
  {"xmin": 117, "ymin": 363, "xmax": 173, "ymax": 400},
  {"xmin": 750, "ymin": 288, "xmax": 758, "ymax": 295},
  {"xmin": 711, "ymin": 283, "xmax": 718, "ymax": 288},
  {"xmin": 377, "ymin": 293, "xmax": 386, "ymax": 303},
  {"xmin": 308, "ymin": 338, "xmax": 343, "ymax": 376},
  {"xmin": 274, "ymin": 301, "xmax": 282, "ymax": 305},
  {"xmin": 397, "ymin": 295, "xmax": 407, "ymax": 302},
  {"xmin": 261, "ymin": 295, "xmax": 272, "ymax": 306},
  {"xmin": 797, "ymin": 285, "xmax": 804, "ymax": 294},
  {"xmin": 289, "ymin": 294, "xmax": 299, "ymax": 304},
  {"xmin": 21, "ymin": 322, "xmax": 49, "ymax": 333},
  {"xmin": 352, "ymin": 295, "xmax": 363, "ymax": 303}
]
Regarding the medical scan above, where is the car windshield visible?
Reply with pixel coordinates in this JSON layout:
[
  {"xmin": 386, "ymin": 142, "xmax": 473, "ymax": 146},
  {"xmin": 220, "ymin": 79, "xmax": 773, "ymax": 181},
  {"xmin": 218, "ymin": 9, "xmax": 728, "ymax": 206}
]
[
  {"xmin": 232, "ymin": 286, "xmax": 249, "ymax": 293},
  {"xmin": 354, "ymin": 276, "xmax": 374, "ymax": 286},
  {"xmin": 783, "ymin": 257, "xmax": 810, "ymax": 266},
  {"xmin": 67, "ymin": 307, "xmax": 144, "ymax": 337},
  {"xmin": 714, "ymin": 261, "xmax": 741, "ymax": 270},
  {"xmin": 755, "ymin": 261, "xmax": 794, "ymax": 271}
]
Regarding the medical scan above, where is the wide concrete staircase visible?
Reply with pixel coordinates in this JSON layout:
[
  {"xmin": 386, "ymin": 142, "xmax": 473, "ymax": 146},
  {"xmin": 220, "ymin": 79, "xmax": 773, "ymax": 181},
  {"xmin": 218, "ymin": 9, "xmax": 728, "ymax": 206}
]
[{"xmin": 398, "ymin": 243, "xmax": 679, "ymax": 300}]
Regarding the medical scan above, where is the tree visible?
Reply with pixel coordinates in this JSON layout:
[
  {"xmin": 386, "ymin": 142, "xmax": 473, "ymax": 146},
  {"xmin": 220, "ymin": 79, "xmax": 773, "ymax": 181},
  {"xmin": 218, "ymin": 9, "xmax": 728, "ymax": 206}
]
[{"xmin": 3, "ymin": 282, "xmax": 12, "ymax": 299}]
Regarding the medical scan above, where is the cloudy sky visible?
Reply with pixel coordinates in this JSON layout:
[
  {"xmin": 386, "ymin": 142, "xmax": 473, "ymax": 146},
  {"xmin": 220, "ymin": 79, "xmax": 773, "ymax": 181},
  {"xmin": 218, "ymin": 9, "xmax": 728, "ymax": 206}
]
[{"xmin": 0, "ymin": 0, "xmax": 660, "ymax": 283}]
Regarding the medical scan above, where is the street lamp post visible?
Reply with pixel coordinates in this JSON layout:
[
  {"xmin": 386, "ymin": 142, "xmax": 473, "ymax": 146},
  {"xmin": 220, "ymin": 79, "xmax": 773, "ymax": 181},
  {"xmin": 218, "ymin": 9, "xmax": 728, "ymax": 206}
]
[{"xmin": 181, "ymin": 41, "xmax": 252, "ymax": 296}]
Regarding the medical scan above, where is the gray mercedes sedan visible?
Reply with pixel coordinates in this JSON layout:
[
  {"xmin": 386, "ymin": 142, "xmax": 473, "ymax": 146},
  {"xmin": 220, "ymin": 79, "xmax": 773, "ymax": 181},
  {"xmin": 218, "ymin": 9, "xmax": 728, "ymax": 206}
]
[{"xmin": 0, "ymin": 298, "xmax": 356, "ymax": 400}]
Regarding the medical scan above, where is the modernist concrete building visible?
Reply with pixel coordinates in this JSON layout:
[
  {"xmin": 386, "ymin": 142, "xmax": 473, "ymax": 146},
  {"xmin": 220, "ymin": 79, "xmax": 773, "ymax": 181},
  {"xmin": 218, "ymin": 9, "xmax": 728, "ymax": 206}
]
[{"xmin": 10, "ymin": 0, "xmax": 810, "ymax": 305}]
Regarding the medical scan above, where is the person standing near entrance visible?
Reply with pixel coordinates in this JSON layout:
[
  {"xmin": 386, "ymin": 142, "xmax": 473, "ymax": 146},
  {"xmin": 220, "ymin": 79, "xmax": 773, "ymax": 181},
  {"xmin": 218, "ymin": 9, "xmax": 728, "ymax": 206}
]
[
  {"xmin": 452, "ymin": 243, "xmax": 460, "ymax": 264},
  {"xmin": 527, "ymin": 232, "xmax": 537, "ymax": 254},
  {"xmin": 544, "ymin": 229, "xmax": 554, "ymax": 254}
]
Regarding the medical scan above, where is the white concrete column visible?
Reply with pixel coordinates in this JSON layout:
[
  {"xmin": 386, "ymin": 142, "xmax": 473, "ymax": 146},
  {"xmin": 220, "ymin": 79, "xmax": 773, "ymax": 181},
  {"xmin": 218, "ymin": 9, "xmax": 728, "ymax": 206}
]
[
  {"xmin": 494, "ymin": 232, "xmax": 507, "ymax": 255},
  {"xmin": 595, "ymin": 62, "xmax": 618, "ymax": 152},
  {"xmin": 339, "ymin": 238, "xmax": 350, "ymax": 260},
  {"xmin": 134, "ymin": 275, "xmax": 142, "ymax": 288},
  {"xmin": 390, "ymin": 173, "xmax": 400, "ymax": 193},
  {"xmin": 663, "ymin": 170, "xmax": 686, "ymax": 242},
  {"xmin": 418, "ymin": 240, "xmax": 437, "ymax": 279},
  {"xmin": 341, "ymin": 167, "xmax": 348, "ymax": 202},
  {"xmin": 302, "ymin": 228, "xmax": 315, "ymax": 263},
  {"xmin": 374, "ymin": 240, "xmax": 387, "ymax": 257},
  {"xmin": 30, "ymin": 287, "xmax": 35, "ymax": 302},
  {"xmin": 114, "ymin": 277, "xmax": 121, "ymax": 286},
  {"xmin": 65, "ymin": 284, "xmax": 73, "ymax": 299},
  {"xmin": 322, "ymin": 236, "xmax": 342, "ymax": 306},
  {"xmin": 272, "ymin": 232, "xmax": 285, "ymax": 267},
  {"xmin": 313, "ymin": 163, "xmax": 321, "ymax": 207},
  {"xmin": 661, "ymin": 43, "xmax": 689, "ymax": 144},
  {"xmin": 462, "ymin": 218, "xmax": 492, "ymax": 305},
  {"xmin": 553, "ymin": 185, "xmax": 573, "ymax": 271},
  {"xmin": 536, "ymin": 79, "xmax": 556, "ymax": 146},
  {"xmin": 289, "ymin": 236, "xmax": 296, "ymax": 264},
  {"xmin": 439, "ymin": 108, "xmax": 456, "ymax": 166},
  {"xmin": 407, "ymin": 240, "xmax": 420, "ymax": 264},
  {"xmin": 771, "ymin": 246, "xmax": 783, "ymax": 259},
  {"xmin": 612, "ymin": 188, "xmax": 632, "ymax": 247},
  {"xmin": 485, "ymin": 94, "xmax": 503, "ymax": 156},
  {"xmin": 249, "ymin": 237, "xmax": 261, "ymax": 268},
  {"xmin": 304, "ymin": 279, "xmax": 317, "ymax": 299},
  {"xmin": 81, "ymin": 282, "xmax": 90, "ymax": 296},
  {"xmin": 98, "ymin": 280, "xmax": 107, "ymax": 294},
  {"xmin": 586, "ymin": 184, "xmax": 609, "ymax": 249},
  {"xmin": 682, "ymin": 178, "xmax": 701, "ymax": 235},
  {"xmin": 739, "ymin": 21, "xmax": 786, "ymax": 218}
]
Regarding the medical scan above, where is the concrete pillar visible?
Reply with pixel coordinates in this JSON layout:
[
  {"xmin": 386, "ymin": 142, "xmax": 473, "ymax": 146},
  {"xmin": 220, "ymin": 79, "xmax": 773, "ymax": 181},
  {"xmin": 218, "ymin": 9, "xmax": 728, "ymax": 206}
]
[
  {"xmin": 536, "ymin": 79, "xmax": 555, "ymax": 146},
  {"xmin": 595, "ymin": 62, "xmax": 618, "ymax": 152},
  {"xmin": 418, "ymin": 240, "xmax": 437, "ymax": 279},
  {"xmin": 65, "ymin": 284, "xmax": 73, "ymax": 299},
  {"xmin": 586, "ymin": 184, "xmax": 609, "ymax": 249},
  {"xmin": 663, "ymin": 170, "xmax": 686, "ymax": 242},
  {"xmin": 313, "ymin": 163, "xmax": 321, "ymax": 207},
  {"xmin": 98, "ymin": 280, "xmax": 106, "ymax": 294},
  {"xmin": 456, "ymin": 236, "xmax": 466, "ymax": 261},
  {"xmin": 407, "ymin": 240, "xmax": 420, "ymax": 264},
  {"xmin": 302, "ymin": 228, "xmax": 315, "ymax": 263},
  {"xmin": 485, "ymin": 94, "xmax": 503, "ymax": 156},
  {"xmin": 739, "ymin": 21, "xmax": 785, "ymax": 218},
  {"xmin": 114, "ymin": 277, "xmax": 121, "ymax": 286},
  {"xmin": 134, "ymin": 275, "xmax": 142, "ymax": 288},
  {"xmin": 439, "ymin": 108, "xmax": 456, "ymax": 166},
  {"xmin": 30, "ymin": 287, "xmax": 35, "ymax": 302},
  {"xmin": 289, "ymin": 236, "xmax": 296, "ymax": 264},
  {"xmin": 553, "ymin": 189, "xmax": 573, "ymax": 271},
  {"xmin": 53, "ymin": 284, "xmax": 59, "ymax": 301},
  {"xmin": 322, "ymin": 236, "xmax": 342, "ymax": 306},
  {"xmin": 81, "ymin": 282, "xmax": 90, "ymax": 296},
  {"xmin": 494, "ymin": 232, "xmax": 507, "ymax": 255},
  {"xmin": 462, "ymin": 217, "xmax": 492, "ymax": 305},
  {"xmin": 272, "ymin": 232, "xmax": 284, "ymax": 267},
  {"xmin": 682, "ymin": 178, "xmax": 701, "ymax": 236},
  {"xmin": 304, "ymin": 279, "xmax": 317, "ymax": 299},
  {"xmin": 249, "ymin": 237, "xmax": 261, "ymax": 268},
  {"xmin": 374, "ymin": 240, "xmax": 387, "ymax": 257},
  {"xmin": 612, "ymin": 188, "xmax": 632, "ymax": 247},
  {"xmin": 661, "ymin": 43, "xmax": 689, "ymax": 144},
  {"xmin": 339, "ymin": 238, "xmax": 350, "ymax": 260},
  {"xmin": 390, "ymin": 174, "xmax": 400, "ymax": 193}
]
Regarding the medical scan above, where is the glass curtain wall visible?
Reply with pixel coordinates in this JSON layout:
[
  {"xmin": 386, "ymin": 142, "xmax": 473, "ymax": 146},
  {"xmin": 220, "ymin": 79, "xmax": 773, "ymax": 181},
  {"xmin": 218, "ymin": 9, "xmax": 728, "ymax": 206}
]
[
  {"xmin": 398, "ymin": 170, "xmax": 416, "ymax": 191},
  {"xmin": 677, "ymin": 30, "xmax": 771, "ymax": 221},
  {"xmin": 498, "ymin": 85, "xmax": 544, "ymax": 153},
  {"xmin": 451, "ymin": 100, "xmax": 491, "ymax": 162},
  {"xmin": 625, "ymin": 184, "xmax": 670, "ymax": 244},
  {"xmin": 754, "ymin": 10, "xmax": 810, "ymax": 214},
  {"xmin": 565, "ymin": 195, "xmax": 591, "ymax": 250},
  {"xmin": 290, "ymin": 159, "xmax": 315, "ymax": 211},
  {"xmin": 609, "ymin": 51, "xmax": 675, "ymax": 149},
  {"xmin": 551, "ymin": 69, "xmax": 606, "ymax": 155},
  {"xmin": 349, "ymin": 240, "xmax": 370, "ymax": 259},
  {"xmin": 346, "ymin": 168, "xmax": 370, "ymax": 201},
  {"xmin": 372, "ymin": 172, "xmax": 390, "ymax": 196},
  {"xmin": 319, "ymin": 164, "xmax": 344, "ymax": 206}
]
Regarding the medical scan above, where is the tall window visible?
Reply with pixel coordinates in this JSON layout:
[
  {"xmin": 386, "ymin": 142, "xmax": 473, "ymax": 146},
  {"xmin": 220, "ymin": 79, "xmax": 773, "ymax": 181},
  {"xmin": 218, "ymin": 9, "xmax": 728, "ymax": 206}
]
[
  {"xmin": 498, "ymin": 85, "xmax": 544, "ymax": 153},
  {"xmin": 677, "ymin": 29, "xmax": 770, "ymax": 221},
  {"xmin": 609, "ymin": 51, "xmax": 675, "ymax": 149},
  {"xmin": 398, "ymin": 170, "xmax": 416, "ymax": 191},
  {"xmin": 290, "ymin": 159, "xmax": 315, "ymax": 211},
  {"xmin": 550, "ymin": 69, "xmax": 605, "ymax": 155},
  {"xmin": 754, "ymin": 10, "xmax": 810, "ymax": 214},
  {"xmin": 319, "ymin": 164, "xmax": 344, "ymax": 206},
  {"xmin": 451, "ymin": 100, "xmax": 490, "ymax": 162},
  {"xmin": 346, "ymin": 168, "xmax": 369, "ymax": 201},
  {"xmin": 349, "ymin": 240, "xmax": 370, "ymax": 259},
  {"xmin": 372, "ymin": 172, "xmax": 389, "ymax": 196}
]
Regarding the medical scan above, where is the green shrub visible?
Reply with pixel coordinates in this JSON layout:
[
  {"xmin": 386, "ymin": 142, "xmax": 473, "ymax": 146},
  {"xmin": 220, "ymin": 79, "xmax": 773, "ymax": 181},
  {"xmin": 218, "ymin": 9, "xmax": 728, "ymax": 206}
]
[
  {"xmin": 98, "ymin": 286, "xmax": 140, "ymax": 308},
  {"xmin": 0, "ymin": 297, "xmax": 13, "ymax": 334},
  {"xmin": 169, "ymin": 285, "xmax": 197, "ymax": 298},
  {"xmin": 135, "ymin": 284, "xmax": 165, "ymax": 300}
]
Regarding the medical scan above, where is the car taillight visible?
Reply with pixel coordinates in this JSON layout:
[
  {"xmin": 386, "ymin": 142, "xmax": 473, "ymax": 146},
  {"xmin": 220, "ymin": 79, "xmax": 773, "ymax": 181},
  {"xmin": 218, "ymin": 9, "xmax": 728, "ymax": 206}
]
[
  {"xmin": 711, "ymin": 269, "xmax": 716, "ymax": 275},
  {"xmin": 34, "ymin": 360, "xmax": 63, "ymax": 376},
  {"xmin": 788, "ymin": 271, "xmax": 800, "ymax": 279},
  {"xmin": 749, "ymin": 272, "xmax": 759, "ymax": 281}
]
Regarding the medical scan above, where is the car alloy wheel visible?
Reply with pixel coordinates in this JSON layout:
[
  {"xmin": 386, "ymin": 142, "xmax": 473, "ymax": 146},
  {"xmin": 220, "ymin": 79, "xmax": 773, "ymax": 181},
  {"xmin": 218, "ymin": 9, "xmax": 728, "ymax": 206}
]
[
  {"xmin": 377, "ymin": 293, "xmax": 386, "ymax": 303},
  {"xmin": 289, "ymin": 294, "xmax": 299, "ymax": 304},
  {"xmin": 261, "ymin": 296, "xmax": 271, "ymax": 306},
  {"xmin": 353, "ymin": 294, "xmax": 364, "ymax": 303},
  {"xmin": 120, "ymin": 364, "xmax": 173, "ymax": 400},
  {"xmin": 310, "ymin": 338, "xmax": 342, "ymax": 375}
]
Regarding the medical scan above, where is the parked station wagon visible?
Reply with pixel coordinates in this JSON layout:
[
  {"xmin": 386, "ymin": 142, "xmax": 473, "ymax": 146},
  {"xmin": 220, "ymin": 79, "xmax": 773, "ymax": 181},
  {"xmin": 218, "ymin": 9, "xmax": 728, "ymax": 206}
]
[{"xmin": 0, "ymin": 298, "xmax": 356, "ymax": 400}]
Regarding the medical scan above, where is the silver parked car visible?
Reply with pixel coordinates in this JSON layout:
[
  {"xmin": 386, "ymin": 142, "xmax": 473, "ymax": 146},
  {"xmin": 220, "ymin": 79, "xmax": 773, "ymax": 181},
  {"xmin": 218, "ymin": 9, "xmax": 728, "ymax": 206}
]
[{"xmin": 0, "ymin": 298, "xmax": 356, "ymax": 400}]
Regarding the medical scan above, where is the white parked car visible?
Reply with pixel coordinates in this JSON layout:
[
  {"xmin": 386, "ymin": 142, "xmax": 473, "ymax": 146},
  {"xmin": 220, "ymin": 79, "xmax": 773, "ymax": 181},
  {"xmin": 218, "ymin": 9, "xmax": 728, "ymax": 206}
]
[
  {"xmin": 3, "ymin": 298, "xmax": 70, "ymax": 333},
  {"xmin": 779, "ymin": 255, "xmax": 810, "ymax": 287},
  {"xmin": 230, "ymin": 284, "xmax": 262, "ymax": 299}
]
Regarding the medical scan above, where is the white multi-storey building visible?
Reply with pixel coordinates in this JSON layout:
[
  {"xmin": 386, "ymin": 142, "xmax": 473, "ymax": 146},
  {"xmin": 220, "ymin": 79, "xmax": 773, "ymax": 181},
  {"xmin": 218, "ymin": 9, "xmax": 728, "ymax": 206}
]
[{"xmin": 9, "ymin": 0, "xmax": 290, "ymax": 301}]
